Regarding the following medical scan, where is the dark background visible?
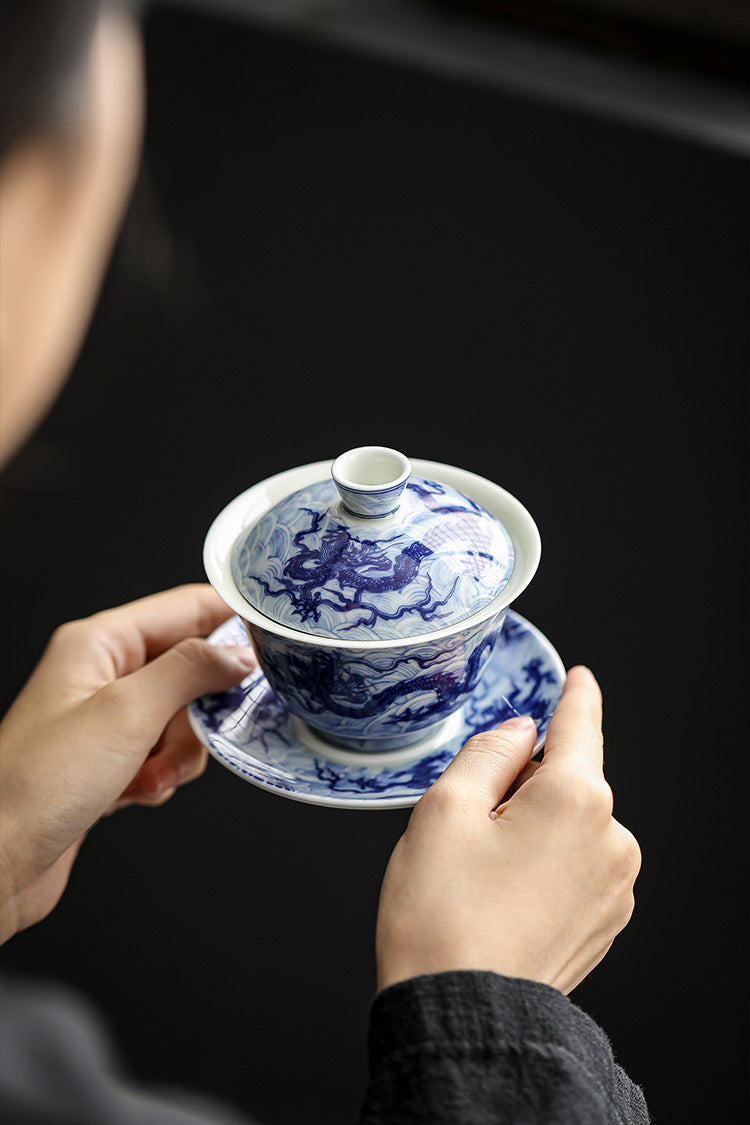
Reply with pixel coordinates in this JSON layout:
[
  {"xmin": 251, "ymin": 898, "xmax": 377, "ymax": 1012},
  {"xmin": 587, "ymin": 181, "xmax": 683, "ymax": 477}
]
[{"xmin": 1, "ymin": 3, "xmax": 748, "ymax": 1122}]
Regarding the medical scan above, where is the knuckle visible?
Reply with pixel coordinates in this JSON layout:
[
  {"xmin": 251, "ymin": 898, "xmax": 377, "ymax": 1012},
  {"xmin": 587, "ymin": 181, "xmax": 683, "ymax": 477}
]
[
  {"xmin": 419, "ymin": 776, "xmax": 463, "ymax": 815},
  {"xmin": 579, "ymin": 777, "xmax": 613, "ymax": 821},
  {"xmin": 550, "ymin": 768, "xmax": 613, "ymax": 821},
  {"xmin": 621, "ymin": 890, "xmax": 636, "ymax": 926},
  {"xmin": 609, "ymin": 891, "xmax": 636, "ymax": 939},
  {"xmin": 589, "ymin": 776, "xmax": 615, "ymax": 818},
  {"xmin": 462, "ymin": 729, "xmax": 518, "ymax": 768},
  {"xmin": 603, "ymin": 823, "xmax": 642, "ymax": 896},
  {"xmin": 556, "ymin": 717, "xmax": 603, "ymax": 757},
  {"xmin": 48, "ymin": 617, "xmax": 92, "ymax": 652},
  {"xmin": 616, "ymin": 825, "xmax": 642, "ymax": 879},
  {"xmin": 172, "ymin": 636, "xmax": 209, "ymax": 668},
  {"xmin": 415, "ymin": 770, "xmax": 478, "ymax": 823},
  {"xmin": 545, "ymin": 764, "xmax": 580, "ymax": 799}
]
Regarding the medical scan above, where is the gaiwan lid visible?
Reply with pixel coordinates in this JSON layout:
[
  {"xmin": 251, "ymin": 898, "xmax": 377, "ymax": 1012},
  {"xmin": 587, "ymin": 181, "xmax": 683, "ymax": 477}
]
[{"xmin": 231, "ymin": 447, "xmax": 515, "ymax": 641}]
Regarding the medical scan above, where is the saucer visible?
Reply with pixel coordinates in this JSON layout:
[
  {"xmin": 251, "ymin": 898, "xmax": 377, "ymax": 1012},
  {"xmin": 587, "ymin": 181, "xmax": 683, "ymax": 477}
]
[{"xmin": 187, "ymin": 611, "xmax": 565, "ymax": 809}]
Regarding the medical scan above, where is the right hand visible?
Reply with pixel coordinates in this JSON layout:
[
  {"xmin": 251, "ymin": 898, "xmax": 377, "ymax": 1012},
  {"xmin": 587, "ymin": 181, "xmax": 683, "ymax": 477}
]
[{"xmin": 375, "ymin": 666, "xmax": 641, "ymax": 995}]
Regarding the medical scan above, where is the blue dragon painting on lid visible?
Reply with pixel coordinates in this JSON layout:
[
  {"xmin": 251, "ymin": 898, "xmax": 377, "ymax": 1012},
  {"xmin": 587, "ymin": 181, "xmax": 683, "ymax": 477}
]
[{"xmin": 232, "ymin": 478, "xmax": 514, "ymax": 641}]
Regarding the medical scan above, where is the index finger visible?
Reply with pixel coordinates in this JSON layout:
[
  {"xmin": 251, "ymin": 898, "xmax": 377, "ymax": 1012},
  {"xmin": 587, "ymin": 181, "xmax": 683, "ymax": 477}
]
[
  {"xmin": 36, "ymin": 585, "xmax": 240, "ymax": 699},
  {"xmin": 77, "ymin": 584, "xmax": 237, "ymax": 680},
  {"xmin": 542, "ymin": 665, "xmax": 604, "ymax": 775},
  {"xmin": 97, "ymin": 583, "xmax": 234, "ymax": 652}
]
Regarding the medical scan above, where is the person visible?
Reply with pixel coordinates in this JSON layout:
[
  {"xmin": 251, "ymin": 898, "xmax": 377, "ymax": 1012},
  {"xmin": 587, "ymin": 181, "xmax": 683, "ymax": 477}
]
[{"xmin": 0, "ymin": 2, "xmax": 648, "ymax": 1121}]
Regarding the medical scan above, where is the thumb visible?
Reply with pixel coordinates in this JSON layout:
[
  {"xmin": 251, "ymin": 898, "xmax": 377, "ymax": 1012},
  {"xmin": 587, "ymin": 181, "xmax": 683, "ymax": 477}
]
[
  {"xmin": 435, "ymin": 715, "xmax": 538, "ymax": 810},
  {"xmin": 109, "ymin": 638, "xmax": 255, "ymax": 742}
]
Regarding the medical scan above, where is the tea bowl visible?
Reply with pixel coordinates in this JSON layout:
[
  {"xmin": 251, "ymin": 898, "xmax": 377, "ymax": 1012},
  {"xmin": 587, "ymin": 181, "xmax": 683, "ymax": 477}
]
[{"xmin": 203, "ymin": 448, "xmax": 541, "ymax": 753}]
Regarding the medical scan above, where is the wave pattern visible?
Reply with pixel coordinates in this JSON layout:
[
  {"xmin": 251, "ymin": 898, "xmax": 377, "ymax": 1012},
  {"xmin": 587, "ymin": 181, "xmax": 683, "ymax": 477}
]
[
  {"xmin": 248, "ymin": 610, "xmax": 505, "ymax": 745},
  {"xmin": 188, "ymin": 612, "xmax": 564, "ymax": 807},
  {"xmin": 232, "ymin": 478, "xmax": 514, "ymax": 640}
]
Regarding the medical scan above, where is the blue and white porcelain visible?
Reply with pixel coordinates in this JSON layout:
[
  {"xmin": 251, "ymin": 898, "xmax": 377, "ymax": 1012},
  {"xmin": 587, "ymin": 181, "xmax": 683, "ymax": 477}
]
[
  {"xmin": 232, "ymin": 472, "xmax": 514, "ymax": 642},
  {"xmin": 187, "ymin": 611, "xmax": 565, "ymax": 809},
  {"xmin": 331, "ymin": 446, "xmax": 411, "ymax": 518},
  {"xmin": 203, "ymin": 449, "xmax": 541, "ymax": 752}
]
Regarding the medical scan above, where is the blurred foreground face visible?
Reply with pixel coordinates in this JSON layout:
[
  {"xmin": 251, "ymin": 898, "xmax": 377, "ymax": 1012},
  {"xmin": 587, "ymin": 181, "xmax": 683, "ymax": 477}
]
[{"xmin": 0, "ymin": 6, "xmax": 144, "ymax": 468}]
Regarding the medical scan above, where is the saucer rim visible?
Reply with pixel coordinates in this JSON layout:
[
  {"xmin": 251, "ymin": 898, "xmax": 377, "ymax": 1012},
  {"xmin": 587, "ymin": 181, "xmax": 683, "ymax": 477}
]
[{"xmin": 187, "ymin": 610, "xmax": 565, "ymax": 811}]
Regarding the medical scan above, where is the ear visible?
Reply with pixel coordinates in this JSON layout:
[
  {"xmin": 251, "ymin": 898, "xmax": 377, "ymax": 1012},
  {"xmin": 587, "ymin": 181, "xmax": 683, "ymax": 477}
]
[{"xmin": 0, "ymin": 9, "xmax": 144, "ymax": 467}]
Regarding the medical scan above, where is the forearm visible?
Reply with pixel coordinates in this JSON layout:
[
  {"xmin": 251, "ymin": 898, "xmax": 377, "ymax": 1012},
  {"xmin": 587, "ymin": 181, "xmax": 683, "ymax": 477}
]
[
  {"xmin": 0, "ymin": 791, "xmax": 25, "ymax": 944},
  {"xmin": 0, "ymin": 778, "xmax": 84, "ymax": 945},
  {"xmin": 361, "ymin": 971, "xmax": 649, "ymax": 1125},
  {"xmin": 0, "ymin": 870, "xmax": 20, "ymax": 945}
]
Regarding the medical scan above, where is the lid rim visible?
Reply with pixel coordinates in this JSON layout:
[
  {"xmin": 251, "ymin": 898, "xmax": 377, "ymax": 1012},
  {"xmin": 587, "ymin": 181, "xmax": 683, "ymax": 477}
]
[
  {"xmin": 204, "ymin": 458, "xmax": 541, "ymax": 651},
  {"xmin": 231, "ymin": 470, "xmax": 515, "ymax": 641}
]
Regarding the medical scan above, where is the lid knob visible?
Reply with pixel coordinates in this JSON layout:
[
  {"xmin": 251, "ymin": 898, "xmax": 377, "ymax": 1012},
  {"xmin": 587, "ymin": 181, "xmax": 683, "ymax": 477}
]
[{"xmin": 331, "ymin": 446, "xmax": 411, "ymax": 519}]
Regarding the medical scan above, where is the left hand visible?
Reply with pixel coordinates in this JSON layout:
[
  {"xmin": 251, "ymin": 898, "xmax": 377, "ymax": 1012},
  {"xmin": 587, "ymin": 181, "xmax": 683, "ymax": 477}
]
[{"xmin": 0, "ymin": 584, "xmax": 255, "ymax": 943}]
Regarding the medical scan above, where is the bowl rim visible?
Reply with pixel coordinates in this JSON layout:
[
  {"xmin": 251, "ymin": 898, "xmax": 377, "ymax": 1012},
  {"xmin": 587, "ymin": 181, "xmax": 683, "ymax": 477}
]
[{"xmin": 203, "ymin": 457, "xmax": 541, "ymax": 651}]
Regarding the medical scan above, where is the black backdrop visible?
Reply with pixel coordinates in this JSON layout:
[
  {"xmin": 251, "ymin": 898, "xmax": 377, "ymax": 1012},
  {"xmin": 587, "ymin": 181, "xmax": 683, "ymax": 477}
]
[{"xmin": 1, "ymin": 5, "xmax": 748, "ymax": 1122}]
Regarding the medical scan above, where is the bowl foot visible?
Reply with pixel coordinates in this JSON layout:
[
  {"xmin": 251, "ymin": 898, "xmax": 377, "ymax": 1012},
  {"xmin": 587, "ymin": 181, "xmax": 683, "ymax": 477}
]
[{"xmin": 290, "ymin": 710, "xmax": 465, "ymax": 769}]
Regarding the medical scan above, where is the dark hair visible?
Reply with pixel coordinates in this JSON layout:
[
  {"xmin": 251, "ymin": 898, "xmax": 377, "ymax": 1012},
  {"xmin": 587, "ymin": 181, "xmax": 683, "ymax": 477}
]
[{"xmin": 0, "ymin": 1, "xmax": 104, "ymax": 155}]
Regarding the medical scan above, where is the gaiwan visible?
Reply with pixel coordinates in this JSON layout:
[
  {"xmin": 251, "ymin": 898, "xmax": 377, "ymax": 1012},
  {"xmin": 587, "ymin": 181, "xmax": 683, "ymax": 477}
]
[{"xmin": 203, "ymin": 446, "xmax": 541, "ymax": 752}]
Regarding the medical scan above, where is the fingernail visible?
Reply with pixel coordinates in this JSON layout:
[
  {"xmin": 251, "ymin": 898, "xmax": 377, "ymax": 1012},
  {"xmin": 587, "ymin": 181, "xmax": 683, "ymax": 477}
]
[
  {"xmin": 224, "ymin": 645, "xmax": 256, "ymax": 670},
  {"xmin": 502, "ymin": 715, "xmax": 537, "ymax": 731}
]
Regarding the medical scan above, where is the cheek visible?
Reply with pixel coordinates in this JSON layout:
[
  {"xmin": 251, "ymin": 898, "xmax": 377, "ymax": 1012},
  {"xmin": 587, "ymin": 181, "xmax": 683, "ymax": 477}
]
[{"xmin": 0, "ymin": 11, "xmax": 144, "ymax": 469}]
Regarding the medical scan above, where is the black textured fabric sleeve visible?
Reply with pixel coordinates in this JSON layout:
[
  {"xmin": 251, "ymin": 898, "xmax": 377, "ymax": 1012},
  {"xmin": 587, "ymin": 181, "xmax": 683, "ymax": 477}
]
[{"xmin": 360, "ymin": 971, "xmax": 649, "ymax": 1124}]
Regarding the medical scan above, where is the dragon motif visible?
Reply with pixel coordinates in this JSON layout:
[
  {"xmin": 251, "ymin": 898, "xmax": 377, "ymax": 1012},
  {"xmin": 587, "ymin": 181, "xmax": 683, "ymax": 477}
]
[
  {"xmin": 255, "ymin": 515, "xmax": 456, "ymax": 631},
  {"xmin": 232, "ymin": 476, "xmax": 515, "ymax": 640},
  {"xmin": 256, "ymin": 627, "xmax": 498, "ymax": 731}
]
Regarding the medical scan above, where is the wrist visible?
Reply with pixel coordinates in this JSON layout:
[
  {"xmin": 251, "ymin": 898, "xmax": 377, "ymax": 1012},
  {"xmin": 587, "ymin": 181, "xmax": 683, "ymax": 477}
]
[
  {"xmin": 0, "ymin": 890, "xmax": 20, "ymax": 945},
  {"xmin": 0, "ymin": 775, "xmax": 33, "ymax": 943},
  {"xmin": 0, "ymin": 829, "xmax": 22, "ymax": 945},
  {"xmin": 376, "ymin": 931, "xmax": 549, "ymax": 995}
]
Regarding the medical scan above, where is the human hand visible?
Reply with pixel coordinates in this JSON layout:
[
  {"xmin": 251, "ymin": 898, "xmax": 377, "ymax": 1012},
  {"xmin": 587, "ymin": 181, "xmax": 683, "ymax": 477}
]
[
  {"xmin": 0, "ymin": 584, "xmax": 254, "ymax": 943},
  {"xmin": 375, "ymin": 666, "xmax": 641, "ymax": 995}
]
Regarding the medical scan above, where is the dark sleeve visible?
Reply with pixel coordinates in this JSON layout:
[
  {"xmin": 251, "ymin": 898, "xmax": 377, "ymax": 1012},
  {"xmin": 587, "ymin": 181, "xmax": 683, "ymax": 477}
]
[{"xmin": 360, "ymin": 971, "xmax": 649, "ymax": 1125}]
